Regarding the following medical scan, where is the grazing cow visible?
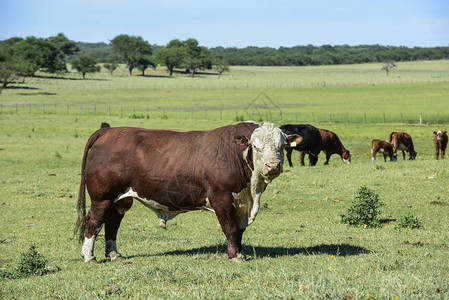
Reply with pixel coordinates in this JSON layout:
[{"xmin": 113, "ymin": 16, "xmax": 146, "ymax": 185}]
[
  {"xmin": 317, "ymin": 129, "xmax": 351, "ymax": 165},
  {"xmin": 389, "ymin": 132, "xmax": 417, "ymax": 160},
  {"xmin": 280, "ymin": 124, "xmax": 322, "ymax": 167},
  {"xmin": 75, "ymin": 122, "xmax": 298, "ymax": 263},
  {"xmin": 433, "ymin": 130, "xmax": 448, "ymax": 160},
  {"xmin": 371, "ymin": 139, "xmax": 397, "ymax": 162}
]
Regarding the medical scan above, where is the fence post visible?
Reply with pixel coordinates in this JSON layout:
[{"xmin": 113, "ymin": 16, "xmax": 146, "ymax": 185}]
[
  {"xmin": 419, "ymin": 112, "xmax": 422, "ymax": 124},
  {"xmin": 346, "ymin": 112, "xmax": 349, "ymax": 124},
  {"xmin": 296, "ymin": 112, "xmax": 298, "ymax": 122},
  {"xmin": 121, "ymin": 106, "xmax": 123, "ymax": 118},
  {"xmin": 329, "ymin": 112, "xmax": 331, "ymax": 123},
  {"xmin": 312, "ymin": 112, "xmax": 314, "ymax": 122},
  {"xmin": 437, "ymin": 113, "xmax": 439, "ymax": 124},
  {"xmin": 80, "ymin": 105, "xmax": 83, "ymax": 116},
  {"xmin": 383, "ymin": 112, "xmax": 386, "ymax": 123},
  {"xmin": 401, "ymin": 113, "xmax": 404, "ymax": 123},
  {"xmin": 364, "ymin": 113, "xmax": 367, "ymax": 124},
  {"xmin": 178, "ymin": 107, "xmax": 180, "ymax": 119},
  {"xmin": 42, "ymin": 103, "xmax": 45, "ymax": 114},
  {"xmin": 108, "ymin": 105, "xmax": 111, "ymax": 117}
]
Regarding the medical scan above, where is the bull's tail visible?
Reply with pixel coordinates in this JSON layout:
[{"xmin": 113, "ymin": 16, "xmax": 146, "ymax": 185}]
[{"xmin": 74, "ymin": 124, "xmax": 109, "ymax": 243}]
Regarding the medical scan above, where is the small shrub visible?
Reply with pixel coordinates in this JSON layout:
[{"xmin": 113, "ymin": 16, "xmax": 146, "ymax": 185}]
[
  {"xmin": 341, "ymin": 186, "xmax": 385, "ymax": 228},
  {"xmin": 15, "ymin": 245, "xmax": 50, "ymax": 277},
  {"xmin": 0, "ymin": 245, "xmax": 57, "ymax": 279},
  {"xmin": 395, "ymin": 212, "xmax": 423, "ymax": 229}
]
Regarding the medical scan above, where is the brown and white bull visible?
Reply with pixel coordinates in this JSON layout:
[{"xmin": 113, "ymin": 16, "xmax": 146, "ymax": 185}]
[
  {"xmin": 371, "ymin": 139, "xmax": 397, "ymax": 162},
  {"xmin": 75, "ymin": 122, "xmax": 297, "ymax": 263},
  {"xmin": 433, "ymin": 130, "xmax": 448, "ymax": 160},
  {"xmin": 318, "ymin": 128, "xmax": 351, "ymax": 165},
  {"xmin": 389, "ymin": 131, "xmax": 417, "ymax": 160}
]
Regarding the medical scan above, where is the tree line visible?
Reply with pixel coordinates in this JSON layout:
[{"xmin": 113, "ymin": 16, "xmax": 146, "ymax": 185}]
[{"xmin": 1, "ymin": 33, "xmax": 448, "ymax": 94}]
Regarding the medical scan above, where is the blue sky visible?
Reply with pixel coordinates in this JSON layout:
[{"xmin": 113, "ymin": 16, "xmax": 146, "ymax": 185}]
[{"xmin": 1, "ymin": 0, "xmax": 448, "ymax": 48}]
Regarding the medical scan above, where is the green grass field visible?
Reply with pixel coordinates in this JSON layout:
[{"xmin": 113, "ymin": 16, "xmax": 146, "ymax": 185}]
[{"xmin": 1, "ymin": 61, "xmax": 449, "ymax": 299}]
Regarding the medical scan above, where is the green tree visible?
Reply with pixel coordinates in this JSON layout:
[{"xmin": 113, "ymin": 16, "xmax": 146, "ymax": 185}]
[
  {"xmin": 103, "ymin": 55, "xmax": 118, "ymax": 76},
  {"xmin": 0, "ymin": 62, "xmax": 18, "ymax": 95},
  {"xmin": 213, "ymin": 59, "xmax": 229, "ymax": 79},
  {"xmin": 47, "ymin": 33, "xmax": 79, "ymax": 57},
  {"xmin": 70, "ymin": 55, "xmax": 100, "ymax": 79},
  {"xmin": 183, "ymin": 39, "xmax": 212, "ymax": 77},
  {"xmin": 11, "ymin": 37, "xmax": 66, "ymax": 75},
  {"xmin": 381, "ymin": 61, "xmax": 397, "ymax": 77},
  {"xmin": 156, "ymin": 39, "xmax": 187, "ymax": 76},
  {"xmin": 110, "ymin": 34, "xmax": 152, "ymax": 76},
  {"xmin": 137, "ymin": 55, "xmax": 156, "ymax": 76}
]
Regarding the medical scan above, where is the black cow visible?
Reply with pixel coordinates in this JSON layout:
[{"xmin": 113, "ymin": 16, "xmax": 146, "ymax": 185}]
[{"xmin": 280, "ymin": 124, "xmax": 322, "ymax": 166}]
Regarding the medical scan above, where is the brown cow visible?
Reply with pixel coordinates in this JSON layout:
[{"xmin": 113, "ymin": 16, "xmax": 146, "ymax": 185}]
[
  {"xmin": 317, "ymin": 129, "xmax": 351, "ymax": 165},
  {"xmin": 371, "ymin": 139, "xmax": 397, "ymax": 162},
  {"xmin": 389, "ymin": 132, "xmax": 417, "ymax": 160},
  {"xmin": 433, "ymin": 130, "xmax": 448, "ymax": 160},
  {"xmin": 75, "ymin": 122, "xmax": 297, "ymax": 263}
]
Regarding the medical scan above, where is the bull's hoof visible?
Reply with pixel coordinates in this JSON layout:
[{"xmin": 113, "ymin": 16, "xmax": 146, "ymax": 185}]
[
  {"xmin": 84, "ymin": 256, "xmax": 98, "ymax": 264},
  {"xmin": 108, "ymin": 251, "xmax": 125, "ymax": 262},
  {"xmin": 229, "ymin": 252, "xmax": 247, "ymax": 263}
]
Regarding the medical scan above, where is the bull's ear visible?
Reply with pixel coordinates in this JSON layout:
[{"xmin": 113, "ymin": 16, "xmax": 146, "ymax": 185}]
[
  {"xmin": 444, "ymin": 131, "xmax": 447, "ymax": 134},
  {"xmin": 433, "ymin": 131, "xmax": 437, "ymax": 135},
  {"xmin": 286, "ymin": 134, "xmax": 302, "ymax": 147},
  {"xmin": 234, "ymin": 135, "xmax": 250, "ymax": 146}
]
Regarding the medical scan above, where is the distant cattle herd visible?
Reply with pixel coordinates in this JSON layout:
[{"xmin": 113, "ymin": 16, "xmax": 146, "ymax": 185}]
[
  {"xmin": 280, "ymin": 124, "xmax": 447, "ymax": 165},
  {"xmin": 76, "ymin": 122, "xmax": 447, "ymax": 263}
]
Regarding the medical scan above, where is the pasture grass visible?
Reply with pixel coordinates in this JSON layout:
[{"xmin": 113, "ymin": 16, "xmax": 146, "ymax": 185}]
[
  {"xmin": 1, "ymin": 61, "xmax": 449, "ymax": 298},
  {"xmin": 1, "ymin": 60, "xmax": 449, "ymax": 124},
  {"xmin": 1, "ymin": 114, "xmax": 449, "ymax": 299}
]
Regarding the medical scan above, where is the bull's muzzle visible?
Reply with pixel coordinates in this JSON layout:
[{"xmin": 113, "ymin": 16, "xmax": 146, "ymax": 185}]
[{"xmin": 265, "ymin": 162, "xmax": 282, "ymax": 175}]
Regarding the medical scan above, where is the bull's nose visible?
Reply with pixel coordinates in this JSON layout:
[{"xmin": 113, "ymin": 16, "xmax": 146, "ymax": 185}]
[{"xmin": 265, "ymin": 162, "xmax": 281, "ymax": 173}]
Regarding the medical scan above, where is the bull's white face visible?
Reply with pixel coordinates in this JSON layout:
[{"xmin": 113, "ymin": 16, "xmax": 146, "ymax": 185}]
[{"xmin": 250, "ymin": 123, "xmax": 287, "ymax": 182}]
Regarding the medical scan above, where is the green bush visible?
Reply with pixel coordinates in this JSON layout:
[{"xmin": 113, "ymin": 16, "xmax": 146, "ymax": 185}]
[
  {"xmin": 0, "ymin": 245, "xmax": 57, "ymax": 279},
  {"xmin": 395, "ymin": 212, "xmax": 423, "ymax": 229},
  {"xmin": 341, "ymin": 186, "xmax": 385, "ymax": 228}
]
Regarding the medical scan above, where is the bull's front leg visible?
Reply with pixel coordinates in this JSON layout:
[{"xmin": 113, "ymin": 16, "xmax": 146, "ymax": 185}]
[
  {"xmin": 211, "ymin": 193, "xmax": 246, "ymax": 262},
  {"xmin": 285, "ymin": 148, "xmax": 294, "ymax": 167}
]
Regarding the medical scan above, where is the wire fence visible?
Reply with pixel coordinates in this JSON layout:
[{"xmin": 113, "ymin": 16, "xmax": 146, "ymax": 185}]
[{"xmin": 1, "ymin": 102, "xmax": 447, "ymax": 124}]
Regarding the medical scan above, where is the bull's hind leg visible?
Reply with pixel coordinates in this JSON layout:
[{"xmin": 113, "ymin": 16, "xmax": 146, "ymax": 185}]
[
  {"xmin": 104, "ymin": 198, "xmax": 133, "ymax": 262},
  {"xmin": 82, "ymin": 200, "xmax": 111, "ymax": 263}
]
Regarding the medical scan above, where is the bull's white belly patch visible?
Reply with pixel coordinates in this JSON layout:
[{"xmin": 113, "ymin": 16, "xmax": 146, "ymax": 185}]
[{"xmin": 114, "ymin": 187, "xmax": 183, "ymax": 222}]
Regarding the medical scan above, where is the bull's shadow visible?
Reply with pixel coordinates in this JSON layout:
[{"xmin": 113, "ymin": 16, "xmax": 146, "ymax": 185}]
[{"xmin": 128, "ymin": 243, "xmax": 369, "ymax": 259}]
